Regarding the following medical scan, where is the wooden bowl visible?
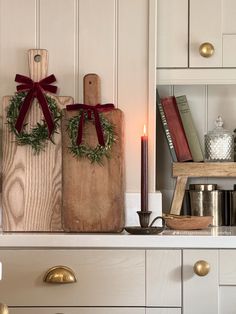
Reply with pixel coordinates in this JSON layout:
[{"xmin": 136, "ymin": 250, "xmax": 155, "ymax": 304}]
[{"xmin": 164, "ymin": 215, "xmax": 213, "ymax": 230}]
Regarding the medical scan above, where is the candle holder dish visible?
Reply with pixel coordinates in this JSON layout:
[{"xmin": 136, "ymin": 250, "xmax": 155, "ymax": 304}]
[{"xmin": 125, "ymin": 216, "xmax": 166, "ymax": 235}]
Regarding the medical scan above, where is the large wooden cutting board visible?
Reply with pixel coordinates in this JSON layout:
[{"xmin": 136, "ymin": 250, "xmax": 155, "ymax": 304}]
[
  {"xmin": 2, "ymin": 49, "xmax": 73, "ymax": 231},
  {"xmin": 62, "ymin": 74, "xmax": 124, "ymax": 232}
]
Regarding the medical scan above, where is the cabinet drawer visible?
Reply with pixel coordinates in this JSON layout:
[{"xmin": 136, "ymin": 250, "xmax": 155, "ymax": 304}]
[
  {"xmin": 219, "ymin": 250, "xmax": 236, "ymax": 284},
  {"xmin": 9, "ymin": 308, "xmax": 145, "ymax": 314},
  {"xmin": 0, "ymin": 250, "xmax": 145, "ymax": 306},
  {"xmin": 146, "ymin": 250, "xmax": 181, "ymax": 307}
]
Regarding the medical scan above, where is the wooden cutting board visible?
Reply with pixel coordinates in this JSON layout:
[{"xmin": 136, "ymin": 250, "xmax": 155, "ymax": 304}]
[
  {"xmin": 62, "ymin": 74, "xmax": 124, "ymax": 232},
  {"xmin": 2, "ymin": 49, "xmax": 73, "ymax": 231}
]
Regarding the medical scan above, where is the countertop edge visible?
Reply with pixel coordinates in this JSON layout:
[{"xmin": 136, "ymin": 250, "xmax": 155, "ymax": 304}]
[{"xmin": 0, "ymin": 227, "xmax": 236, "ymax": 249}]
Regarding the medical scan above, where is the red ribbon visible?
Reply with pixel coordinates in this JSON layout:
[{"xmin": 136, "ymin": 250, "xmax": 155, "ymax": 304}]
[
  {"xmin": 66, "ymin": 103, "xmax": 115, "ymax": 146},
  {"xmin": 14, "ymin": 74, "xmax": 58, "ymax": 136}
]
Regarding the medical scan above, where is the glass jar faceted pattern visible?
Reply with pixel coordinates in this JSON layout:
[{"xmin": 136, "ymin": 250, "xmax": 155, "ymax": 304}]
[{"xmin": 204, "ymin": 116, "xmax": 234, "ymax": 162}]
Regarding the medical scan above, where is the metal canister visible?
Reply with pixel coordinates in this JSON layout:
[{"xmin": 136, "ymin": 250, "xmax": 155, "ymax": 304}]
[
  {"xmin": 230, "ymin": 185, "xmax": 236, "ymax": 226},
  {"xmin": 189, "ymin": 184, "xmax": 223, "ymax": 226}
]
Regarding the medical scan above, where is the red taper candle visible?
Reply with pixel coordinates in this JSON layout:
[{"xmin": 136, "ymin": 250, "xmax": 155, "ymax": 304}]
[{"xmin": 141, "ymin": 124, "xmax": 148, "ymax": 212}]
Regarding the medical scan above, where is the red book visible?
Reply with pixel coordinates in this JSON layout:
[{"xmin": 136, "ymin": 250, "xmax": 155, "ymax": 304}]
[{"xmin": 161, "ymin": 96, "xmax": 192, "ymax": 162}]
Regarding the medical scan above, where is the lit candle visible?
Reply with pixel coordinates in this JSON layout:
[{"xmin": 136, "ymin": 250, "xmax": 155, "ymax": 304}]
[{"xmin": 141, "ymin": 124, "xmax": 148, "ymax": 212}]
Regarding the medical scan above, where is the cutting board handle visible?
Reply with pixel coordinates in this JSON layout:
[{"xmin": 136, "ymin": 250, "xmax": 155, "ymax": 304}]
[
  {"xmin": 28, "ymin": 49, "xmax": 48, "ymax": 81},
  {"xmin": 83, "ymin": 74, "xmax": 101, "ymax": 105}
]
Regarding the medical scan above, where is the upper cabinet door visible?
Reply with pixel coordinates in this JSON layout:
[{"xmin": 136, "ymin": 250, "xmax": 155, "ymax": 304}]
[
  {"xmin": 156, "ymin": 0, "xmax": 188, "ymax": 68},
  {"xmin": 190, "ymin": 0, "xmax": 236, "ymax": 68},
  {"xmin": 190, "ymin": 0, "xmax": 222, "ymax": 67}
]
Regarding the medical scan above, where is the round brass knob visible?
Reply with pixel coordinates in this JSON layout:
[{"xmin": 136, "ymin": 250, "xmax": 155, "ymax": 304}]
[
  {"xmin": 0, "ymin": 303, "xmax": 9, "ymax": 314},
  {"xmin": 199, "ymin": 42, "xmax": 215, "ymax": 58},
  {"xmin": 193, "ymin": 260, "xmax": 210, "ymax": 276},
  {"xmin": 44, "ymin": 266, "xmax": 77, "ymax": 284}
]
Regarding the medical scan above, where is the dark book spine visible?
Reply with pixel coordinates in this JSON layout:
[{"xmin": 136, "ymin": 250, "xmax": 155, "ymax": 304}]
[
  {"xmin": 161, "ymin": 96, "xmax": 192, "ymax": 162},
  {"xmin": 156, "ymin": 91, "xmax": 177, "ymax": 162}
]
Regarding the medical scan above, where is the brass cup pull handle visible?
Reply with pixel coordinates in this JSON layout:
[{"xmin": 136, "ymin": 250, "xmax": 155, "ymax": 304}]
[
  {"xmin": 44, "ymin": 266, "xmax": 77, "ymax": 284},
  {"xmin": 193, "ymin": 260, "xmax": 210, "ymax": 276},
  {"xmin": 0, "ymin": 303, "xmax": 9, "ymax": 314},
  {"xmin": 199, "ymin": 42, "xmax": 215, "ymax": 58}
]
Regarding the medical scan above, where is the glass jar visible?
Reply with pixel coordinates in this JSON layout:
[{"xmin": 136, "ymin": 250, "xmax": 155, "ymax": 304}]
[{"xmin": 204, "ymin": 116, "xmax": 234, "ymax": 162}]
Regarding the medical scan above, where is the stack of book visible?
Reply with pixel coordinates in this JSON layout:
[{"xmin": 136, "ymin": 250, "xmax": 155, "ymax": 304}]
[{"xmin": 156, "ymin": 90, "xmax": 203, "ymax": 162}]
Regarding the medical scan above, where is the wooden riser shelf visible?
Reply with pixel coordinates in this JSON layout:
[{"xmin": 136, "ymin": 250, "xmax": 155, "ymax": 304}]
[
  {"xmin": 173, "ymin": 162, "xmax": 236, "ymax": 177},
  {"xmin": 170, "ymin": 162, "xmax": 236, "ymax": 215}
]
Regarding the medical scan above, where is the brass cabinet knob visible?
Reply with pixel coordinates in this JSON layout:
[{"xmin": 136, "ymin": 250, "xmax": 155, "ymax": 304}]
[
  {"xmin": 193, "ymin": 260, "xmax": 210, "ymax": 276},
  {"xmin": 199, "ymin": 42, "xmax": 215, "ymax": 58},
  {"xmin": 0, "ymin": 303, "xmax": 9, "ymax": 314},
  {"xmin": 44, "ymin": 266, "xmax": 77, "ymax": 284}
]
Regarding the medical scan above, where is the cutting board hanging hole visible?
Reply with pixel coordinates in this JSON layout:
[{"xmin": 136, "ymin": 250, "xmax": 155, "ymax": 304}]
[{"xmin": 34, "ymin": 54, "xmax": 41, "ymax": 63}]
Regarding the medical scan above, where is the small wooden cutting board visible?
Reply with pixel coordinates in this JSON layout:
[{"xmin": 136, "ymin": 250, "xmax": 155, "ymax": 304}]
[
  {"xmin": 2, "ymin": 49, "xmax": 73, "ymax": 231},
  {"xmin": 62, "ymin": 74, "xmax": 124, "ymax": 232}
]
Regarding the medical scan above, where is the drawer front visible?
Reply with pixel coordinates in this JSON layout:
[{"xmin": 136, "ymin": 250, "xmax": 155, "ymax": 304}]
[
  {"xmin": 9, "ymin": 308, "xmax": 145, "ymax": 314},
  {"xmin": 219, "ymin": 249, "xmax": 236, "ymax": 284},
  {"xmin": 0, "ymin": 250, "xmax": 145, "ymax": 306},
  {"xmin": 146, "ymin": 250, "xmax": 181, "ymax": 307}
]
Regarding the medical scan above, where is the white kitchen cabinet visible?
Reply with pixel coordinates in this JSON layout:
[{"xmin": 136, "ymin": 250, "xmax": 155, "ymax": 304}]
[
  {"xmin": 146, "ymin": 250, "xmax": 181, "ymax": 307},
  {"xmin": 156, "ymin": 0, "xmax": 188, "ymax": 68},
  {"xmin": 157, "ymin": 0, "xmax": 236, "ymax": 69},
  {"xmin": 183, "ymin": 250, "xmax": 218, "ymax": 314},
  {"xmin": 156, "ymin": 0, "xmax": 236, "ymax": 83},
  {"xmin": 190, "ymin": 0, "xmax": 236, "ymax": 68},
  {"xmin": 189, "ymin": 0, "xmax": 222, "ymax": 67},
  {"xmin": 0, "ymin": 250, "xmax": 145, "ymax": 307}
]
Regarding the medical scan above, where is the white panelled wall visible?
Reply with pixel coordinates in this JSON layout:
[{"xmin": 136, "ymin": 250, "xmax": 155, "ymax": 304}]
[
  {"xmin": 157, "ymin": 85, "xmax": 236, "ymax": 211},
  {"xmin": 0, "ymin": 0, "xmax": 160, "ymax": 223}
]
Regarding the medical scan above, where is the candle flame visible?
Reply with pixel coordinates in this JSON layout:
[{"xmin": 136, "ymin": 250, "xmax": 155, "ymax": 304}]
[{"xmin": 143, "ymin": 124, "xmax": 147, "ymax": 136}]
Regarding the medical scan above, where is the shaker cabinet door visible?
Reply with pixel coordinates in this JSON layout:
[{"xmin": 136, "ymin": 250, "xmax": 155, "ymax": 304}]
[
  {"xmin": 183, "ymin": 250, "xmax": 218, "ymax": 314},
  {"xmin": 156, "ymin": 0, "xmax": 188, "ymax": 68},
  {"xmin": 190, "ymin": 0, "xmax": 236, "ymax": 68},
  {"xmin": 146, "ymin": 250, "xmax": 181, "ymax": 307}
]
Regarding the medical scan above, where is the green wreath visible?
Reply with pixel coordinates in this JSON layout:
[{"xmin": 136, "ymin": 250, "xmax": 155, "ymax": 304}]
[
  {"xmin": 7, "ymin": 91, "xmax": 61, "ymax": 154},
  {"xmin": 67, "ymin": 110, "xmax": 116, "ymax": 164}
]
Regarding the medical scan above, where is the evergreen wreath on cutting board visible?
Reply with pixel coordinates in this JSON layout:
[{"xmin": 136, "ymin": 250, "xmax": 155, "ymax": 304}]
[
  {"xmin": 7, "ymin": 91, "xmax": 61, "ymax": 154},
  {"xmin": 67, "ymin": 110, "xmax": 116, "ymax": 164}
]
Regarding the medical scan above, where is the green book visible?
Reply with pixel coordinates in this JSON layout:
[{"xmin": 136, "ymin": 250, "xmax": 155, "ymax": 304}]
[{"xmin": 176, "ymin": 95, "xmax": 204, "ymax": 162}]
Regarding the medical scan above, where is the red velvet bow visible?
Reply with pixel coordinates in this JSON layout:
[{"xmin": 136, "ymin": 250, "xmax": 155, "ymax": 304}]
[
  {"xmin": 14, "ymin": 74, "xmax": 58, "ymax": 136},
  {"xmin": 66, "ymin": 103, "xmax": 115, "ymax": 146}
]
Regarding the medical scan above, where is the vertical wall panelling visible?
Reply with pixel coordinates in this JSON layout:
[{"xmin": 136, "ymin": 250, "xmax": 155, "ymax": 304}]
[
  {"xmin": 118, "ymin": 0, "xmax": 149, "ymax": 192},
  {"xmin": 207, "ymin": 85, "xmax": 236, "ymax": 189},
  {"xmin": 40, "ymin": 0, "xmax": 77, "ymax": 98},
  {"xmin": 0, "ymin": 0, "xmax": 37, "ymax": 96},
  {"xmin": 78, "ymin": 0, "xmax": 116, "ymax": 104},
  {"xmin": 148, "ymin": 0, "xmax": 157, "ymax": 192},
  {"xmin": 0, "ymin": 0, "xmax": 37, "ymax": 224}
]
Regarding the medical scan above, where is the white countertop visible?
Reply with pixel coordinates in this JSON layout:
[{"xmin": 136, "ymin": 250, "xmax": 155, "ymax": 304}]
[{"xmin": 0, "ymin": 227, "xmax": 236, "ymax": 249}]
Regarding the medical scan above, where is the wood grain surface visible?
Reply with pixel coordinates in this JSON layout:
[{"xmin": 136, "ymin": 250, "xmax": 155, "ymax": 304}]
[
  {"xmin": 170, "ymin": 176, "xmax": 188, "ymax": 215},
  {"xmin": 62, "ymin": 74, "xmax": 124, "ymax": 232},
  {"xmin": 173, "ymin": 162, "xmax": 236, "ymax": 177},
  {"xmin": 2, "ymin": 49, "xmax": 73, "ymax": 231}
]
